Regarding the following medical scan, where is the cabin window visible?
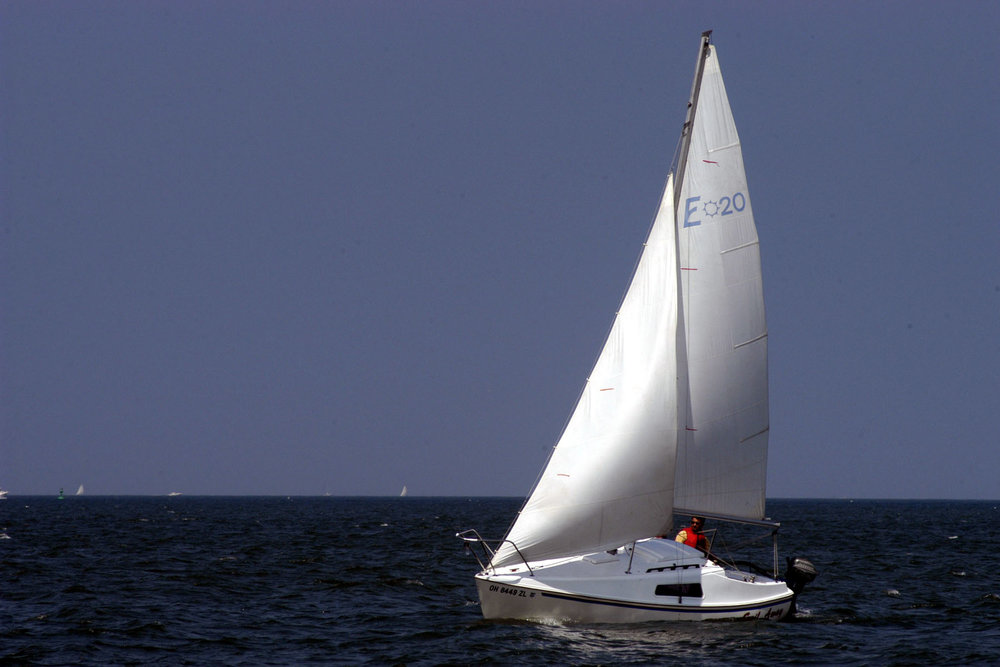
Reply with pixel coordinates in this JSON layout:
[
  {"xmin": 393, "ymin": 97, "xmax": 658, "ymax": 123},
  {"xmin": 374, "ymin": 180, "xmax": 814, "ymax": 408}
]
[{"xmin": 654, "ymin": 583, "xmax": 703, "ymax": 598}]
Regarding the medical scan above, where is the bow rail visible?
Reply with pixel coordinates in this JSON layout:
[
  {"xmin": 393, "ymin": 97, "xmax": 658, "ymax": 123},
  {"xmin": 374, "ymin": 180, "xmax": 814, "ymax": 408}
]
[{"xmin": 456, "ymin": 529, "xmax": 535, "ymax": 576}]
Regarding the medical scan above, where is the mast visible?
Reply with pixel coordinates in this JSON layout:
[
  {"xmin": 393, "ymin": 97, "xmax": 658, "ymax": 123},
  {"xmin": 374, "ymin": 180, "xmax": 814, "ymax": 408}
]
[{"xmin": 672, "ymin": 30, "xmax": 713, "ymax": 212}]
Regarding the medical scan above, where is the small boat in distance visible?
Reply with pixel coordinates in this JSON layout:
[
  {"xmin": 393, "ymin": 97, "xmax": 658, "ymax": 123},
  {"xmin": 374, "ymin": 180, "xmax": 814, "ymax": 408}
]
[
  {"xmin": 399, "ymin": 485, "xmax": 408, "ymax": 497},
  {"xmin": 0, "ymin": 487, "xmax": 8, "ymax": 500},
  {"xmin": 458, "ymin": 32, "xmax": 815, "ymax": 623},
  {"xmin": 167, "ymin": 491, "xmax": 183, "ymax": 497},
  {"xmin": 76, "ymin": 484, "xmax": 84, "ymax": 496}
]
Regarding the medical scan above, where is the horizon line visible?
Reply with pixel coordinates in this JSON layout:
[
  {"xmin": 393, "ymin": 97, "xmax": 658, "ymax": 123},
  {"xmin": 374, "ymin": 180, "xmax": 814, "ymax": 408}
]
[{"xmin": 3, "ymin": 494, "xmax": 998, "ymax": 502}]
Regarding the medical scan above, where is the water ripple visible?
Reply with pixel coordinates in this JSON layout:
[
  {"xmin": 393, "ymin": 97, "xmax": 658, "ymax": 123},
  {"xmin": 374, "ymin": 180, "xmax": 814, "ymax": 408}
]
[{"xmin": 1, "ymin": 497, "xmax": 999, "ymax": 664}]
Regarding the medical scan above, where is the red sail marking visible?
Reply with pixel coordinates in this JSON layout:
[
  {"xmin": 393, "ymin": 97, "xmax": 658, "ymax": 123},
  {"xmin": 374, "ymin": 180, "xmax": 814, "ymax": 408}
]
[{"xmin": 703, "ymin": 160, "xmax": 719, "ymax": 165}]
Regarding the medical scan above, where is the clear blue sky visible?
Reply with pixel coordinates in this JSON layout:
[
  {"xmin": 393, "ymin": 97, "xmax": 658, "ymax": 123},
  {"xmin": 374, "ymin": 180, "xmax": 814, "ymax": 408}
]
[{"xmin": 2, "ymin": 2, "xmax": 998, "ymax": 498}]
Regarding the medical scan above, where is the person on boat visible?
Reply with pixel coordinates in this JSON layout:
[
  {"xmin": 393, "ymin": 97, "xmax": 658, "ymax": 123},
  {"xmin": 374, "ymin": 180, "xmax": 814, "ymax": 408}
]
[{"xmin": 675, "ymin": 516, "xmax": 709, "ymax": 553}]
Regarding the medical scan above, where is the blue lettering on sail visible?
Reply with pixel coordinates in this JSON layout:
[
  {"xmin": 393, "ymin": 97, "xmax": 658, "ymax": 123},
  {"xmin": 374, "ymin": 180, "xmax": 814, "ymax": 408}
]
[
  {"xmin": 683, "ymin": 196, "xmax": 701, "ymax": 228},
  {"xmin": 685, "ymin": 192, "xmax": 747, "ymax": 226}
]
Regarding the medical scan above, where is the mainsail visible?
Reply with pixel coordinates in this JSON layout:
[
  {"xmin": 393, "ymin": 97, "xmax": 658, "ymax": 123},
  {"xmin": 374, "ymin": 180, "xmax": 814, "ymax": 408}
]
[
  {"xmin": 673, "ymin": 43, "xmax": 768, "ymax": 520},
  {"xmin": 491, "ymin": 36, "xmax": 767, "ymax": 569}
]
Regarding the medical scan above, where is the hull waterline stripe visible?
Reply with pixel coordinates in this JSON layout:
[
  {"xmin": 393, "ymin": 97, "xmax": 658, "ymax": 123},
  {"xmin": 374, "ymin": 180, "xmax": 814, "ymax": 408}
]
[{"xmin": 536, "ymin": 589, "xmax": 794, "ymax": 614}]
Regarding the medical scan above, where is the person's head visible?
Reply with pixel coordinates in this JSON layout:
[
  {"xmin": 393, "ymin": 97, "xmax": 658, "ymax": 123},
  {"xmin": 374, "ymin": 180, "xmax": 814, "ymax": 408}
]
[{"xmin": 690, "ymin": 516, "xmax": 705, "ymax": 531}]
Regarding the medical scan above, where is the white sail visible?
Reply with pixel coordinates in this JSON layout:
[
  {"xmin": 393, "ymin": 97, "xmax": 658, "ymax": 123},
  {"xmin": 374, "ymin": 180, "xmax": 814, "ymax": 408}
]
[
  {"xmin": 673, "ymin": 45, "xmax": 768, "ymax": 520},
  {"xmin": 493, "ymin": 176, "xmax": 683, "ymax": 568},
  {"xmin": 76, "ymin": 484, "xmax": 84, "ymax": 495},
  {"xmin": 492, "ymin": 41, "xmax": 767, "ymax": 569}
]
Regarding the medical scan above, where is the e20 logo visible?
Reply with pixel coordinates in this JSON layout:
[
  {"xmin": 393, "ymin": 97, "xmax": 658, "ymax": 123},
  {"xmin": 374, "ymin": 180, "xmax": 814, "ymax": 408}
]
[{"xmin": 683, "ymin": 192, "xmax": 747, "ymax": 228}]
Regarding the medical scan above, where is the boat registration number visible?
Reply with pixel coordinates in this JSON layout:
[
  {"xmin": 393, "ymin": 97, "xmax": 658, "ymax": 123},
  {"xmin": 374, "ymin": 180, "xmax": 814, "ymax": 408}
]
[{"xmin": 488, "ymin": 584, "xmax": 535, "ymax": 599}]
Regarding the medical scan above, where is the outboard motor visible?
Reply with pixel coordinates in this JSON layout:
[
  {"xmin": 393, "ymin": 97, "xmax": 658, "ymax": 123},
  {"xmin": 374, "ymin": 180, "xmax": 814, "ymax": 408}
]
[
  {"xmin": 783, "ymin": 557, "xmax": 818, "ymax": 618},
  {"xmin": 784, "ymin": 556, "xmax": 818, "ymax": 595}
]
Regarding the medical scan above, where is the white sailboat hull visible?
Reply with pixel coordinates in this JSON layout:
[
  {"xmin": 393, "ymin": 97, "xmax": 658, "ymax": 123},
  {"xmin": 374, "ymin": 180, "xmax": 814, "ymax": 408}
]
[{"xmin": 475, "ymin": 538, "xmax": 793, "ymax": 623}]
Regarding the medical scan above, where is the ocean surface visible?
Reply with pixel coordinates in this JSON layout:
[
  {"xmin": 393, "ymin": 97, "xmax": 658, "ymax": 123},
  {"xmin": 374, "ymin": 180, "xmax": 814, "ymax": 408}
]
[{"xmin": 1, "ymin": 497, "xmax": 998, "ymax": 665}]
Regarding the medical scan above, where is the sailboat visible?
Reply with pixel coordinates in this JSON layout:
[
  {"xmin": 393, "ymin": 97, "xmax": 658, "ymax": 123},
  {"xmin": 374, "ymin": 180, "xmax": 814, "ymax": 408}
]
[
  {"xmin": 458, "ymin": 33, "xmax": 814, "ymax": 623},
  {"xmin": 76, "ymin": 484, "xmax": 84, "ymax": 496},
  {"xmin": 400, "ymin": 485, "xmax": 408, "ymax": 497}
]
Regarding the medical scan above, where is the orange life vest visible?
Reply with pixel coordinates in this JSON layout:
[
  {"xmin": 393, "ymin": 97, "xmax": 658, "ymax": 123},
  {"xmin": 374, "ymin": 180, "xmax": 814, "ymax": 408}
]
[{"xmin": 678, "ymin": 526, "xmax": 708, "ymax": 550}]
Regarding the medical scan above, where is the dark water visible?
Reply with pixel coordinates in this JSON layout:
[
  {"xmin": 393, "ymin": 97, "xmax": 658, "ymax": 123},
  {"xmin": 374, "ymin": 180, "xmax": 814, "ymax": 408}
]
[{"xmin": 1, "ymin": 497, "xmax": 998, "ymax": 665}]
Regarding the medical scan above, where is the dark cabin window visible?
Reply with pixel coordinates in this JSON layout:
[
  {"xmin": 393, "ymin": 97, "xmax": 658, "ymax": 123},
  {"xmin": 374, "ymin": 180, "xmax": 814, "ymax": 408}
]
[{"xmin": 655, "ymin": 583, "xmax": 703, "ymax": 597}]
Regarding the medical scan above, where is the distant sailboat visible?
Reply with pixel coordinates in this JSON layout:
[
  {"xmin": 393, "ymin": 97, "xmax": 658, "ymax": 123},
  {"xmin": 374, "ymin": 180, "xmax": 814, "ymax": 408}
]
[
  {"xmin": 457, "ymin": 32, "xmax": 815, "ymax": 623},
  {"xmin": 167, "ymin": 491, "xmax": 183, "ymax": 497},
  {"xmin": 76, "ymin": 484, "xmax": 84, "ymax": 496},
  {"xmin": 400, "ymin": 485, "xmax": 408, "ymax": 497},
  {"xmin": 0, "ymin": 487, "xmax": 8, "ymax": 500}
]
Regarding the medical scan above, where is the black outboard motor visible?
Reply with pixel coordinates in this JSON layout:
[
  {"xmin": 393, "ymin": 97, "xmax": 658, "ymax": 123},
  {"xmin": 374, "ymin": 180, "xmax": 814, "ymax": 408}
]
[
  {"xmin": 783, "ymin": 557, "xmax": 818, "ymax": 618},
  {"xmin": 785, "ymin": 557, "xmax": 817, "ymax": 595}
]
